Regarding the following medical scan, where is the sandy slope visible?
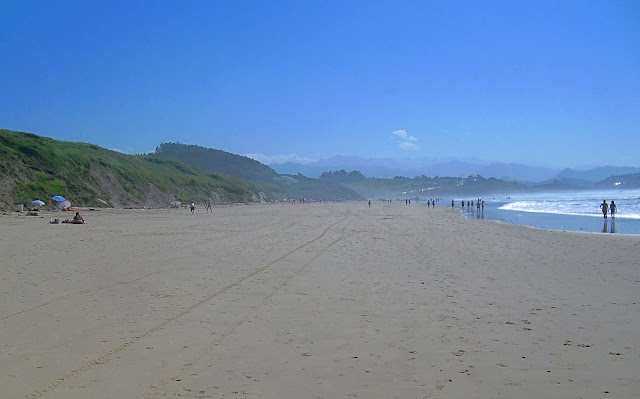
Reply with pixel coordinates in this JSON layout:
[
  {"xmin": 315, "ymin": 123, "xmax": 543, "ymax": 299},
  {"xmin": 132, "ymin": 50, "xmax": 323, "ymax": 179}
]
[{"xmin": 1, "ymin": 203, "xmax": 639, "ymax": 398}]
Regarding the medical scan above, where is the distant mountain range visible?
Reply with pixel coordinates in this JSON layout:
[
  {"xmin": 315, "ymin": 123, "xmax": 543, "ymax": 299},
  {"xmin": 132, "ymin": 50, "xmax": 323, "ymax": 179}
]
[
  {"xmin": 555, "ymin": 166, "xmax": 640, "ymax": 183},
  {"xmin": 270, "ymin": 156, "xmax": 640, "ymax": 184}
]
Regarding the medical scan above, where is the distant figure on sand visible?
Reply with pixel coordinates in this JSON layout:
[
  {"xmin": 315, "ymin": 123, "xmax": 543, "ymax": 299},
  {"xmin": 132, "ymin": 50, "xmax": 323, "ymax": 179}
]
[
  {"xmin": 610, "ymin": 200, "xmax": 616, "ymax": 219},
  {"xmin": 190, "ymin": 202, "xmax": 195, "ymax": 215},
  {"xmin": 451, "ymin": 199, "xmax": 454, "ymax": 208},
  {"xmin": 368, "ymin": 200, "xmax": 371, "ymax": 208},
  {"xmin": 206, "ymin": 197, "xmax": 212, "ymax": 212},
  {"xmin": 600, "ymin": 200, "xmax": 608, "ymax": 220},
  {"xmin": 62, "ymin": 212, "xmax": 85, "ymax": 224}
]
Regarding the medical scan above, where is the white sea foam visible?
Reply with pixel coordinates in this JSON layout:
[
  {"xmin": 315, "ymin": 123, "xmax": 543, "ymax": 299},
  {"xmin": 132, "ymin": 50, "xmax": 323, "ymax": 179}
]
[{"xmin": 496, "ymin": 190, "xmax": 640, "ymax": 220}]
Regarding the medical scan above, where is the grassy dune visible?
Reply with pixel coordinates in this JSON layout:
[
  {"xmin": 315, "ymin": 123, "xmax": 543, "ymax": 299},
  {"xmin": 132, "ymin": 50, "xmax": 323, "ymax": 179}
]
[{"xmin": 0, "ymin": 129, "xmax": 283, "ymax": 208}]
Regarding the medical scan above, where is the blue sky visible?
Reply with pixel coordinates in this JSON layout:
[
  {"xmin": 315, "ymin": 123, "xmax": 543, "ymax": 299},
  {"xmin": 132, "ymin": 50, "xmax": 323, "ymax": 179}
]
[{"xmin": 1, "ymin": 1, "xmax": 639, "ymax": 167}]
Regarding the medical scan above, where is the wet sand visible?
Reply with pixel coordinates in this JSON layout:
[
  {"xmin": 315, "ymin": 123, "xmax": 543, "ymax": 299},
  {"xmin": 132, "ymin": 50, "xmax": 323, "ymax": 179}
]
[{"xmin": 1, "ymin": 202, "xmax": 639, "ymax": 398}]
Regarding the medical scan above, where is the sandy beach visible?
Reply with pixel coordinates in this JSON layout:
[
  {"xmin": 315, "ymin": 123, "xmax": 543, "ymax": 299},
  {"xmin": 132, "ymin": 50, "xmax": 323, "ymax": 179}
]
[{"xmin": 1, "ymin": 202, "xmax": 639, "ymax": 398}]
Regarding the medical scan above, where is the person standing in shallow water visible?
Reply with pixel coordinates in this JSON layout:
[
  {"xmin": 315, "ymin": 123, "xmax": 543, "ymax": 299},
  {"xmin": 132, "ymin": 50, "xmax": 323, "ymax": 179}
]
[
  {"xmin": 600, "ymin": 200, "xmax": 608, "ymax": 220},
  {"xmin": 610, "ymin": 200, "xmax": 616, "ymax": 219}
]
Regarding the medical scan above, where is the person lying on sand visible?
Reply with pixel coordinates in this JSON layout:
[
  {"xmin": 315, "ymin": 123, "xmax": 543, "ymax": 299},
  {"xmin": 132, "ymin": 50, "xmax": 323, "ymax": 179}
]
[{"xmin": 62, "ymin": 212, "xmax": 85, "ymax": 224}]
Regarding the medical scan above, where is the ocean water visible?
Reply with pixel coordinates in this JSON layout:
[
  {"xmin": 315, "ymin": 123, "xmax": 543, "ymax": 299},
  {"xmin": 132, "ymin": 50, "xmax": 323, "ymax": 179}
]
[{"xmin": 456, "ymin": 189, "xmax": 640, "ymax": 235}]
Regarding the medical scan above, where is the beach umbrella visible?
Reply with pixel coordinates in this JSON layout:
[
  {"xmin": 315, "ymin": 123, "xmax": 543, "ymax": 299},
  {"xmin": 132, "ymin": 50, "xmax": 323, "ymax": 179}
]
[
  {"xmin": 31, "ymin": 200, "xmax": 45, "ymax": 207},
  {"xmin": 56, "ymin": 200, "xmax": 71, "ymax": 210},
  {"xmin": 52, "ymin": 195, "xmax": 66, "ymax": 202},
  {"xmin": 170, "ymin": 200, "xmax": 182, "ymax": 208}
]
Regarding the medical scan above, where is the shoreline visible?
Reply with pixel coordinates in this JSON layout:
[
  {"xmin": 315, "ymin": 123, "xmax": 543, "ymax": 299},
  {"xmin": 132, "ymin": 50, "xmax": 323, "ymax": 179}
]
[
  {"xmin": 2, "ymin": 203, "xmax": 639, "ymax": 398},
  {"xmin": 459, "ymin": 202, "xmax": 640, "ymax": 235},
  {"xmin": 449, "ymin": 189, "xmax": 640, "ymax": 235},
  {"xmin": 460, "ymin": 208, "xmax": 640, "ymax": 237}
]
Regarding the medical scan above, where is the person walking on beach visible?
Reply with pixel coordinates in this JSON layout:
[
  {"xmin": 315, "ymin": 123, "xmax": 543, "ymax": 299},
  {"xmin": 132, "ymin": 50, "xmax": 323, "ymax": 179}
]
[
  {"xmin": 451, "ymin": 199, "xmax": 454, "ymax": 208},
  {"xmin": 368, "ymin": 200, "xmax": 371, "ymax": 208},
  {"xmin": 600, "ymin": 200, "xmax": 608, "ymax": 220},
  {"xmin": 190, "ymin": 202, "xmax": 195, "ymax": 215},
  {"xmin": 610, "ymin": 200, "xmax": 616, "ymax": 219},
  {"xmin": 206, "ymin": 197, "xmax": 212, "ymax": 212}
]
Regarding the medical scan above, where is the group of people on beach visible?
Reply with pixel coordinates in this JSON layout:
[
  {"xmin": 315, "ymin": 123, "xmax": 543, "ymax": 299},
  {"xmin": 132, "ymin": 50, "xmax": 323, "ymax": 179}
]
[
  {"xmin": 189, "ymin": 198, "xmax": 214, "ymax": 214},
  {"xmin": 600, "ymin": 200, "xmax": 617, "ymax": 219},
  {"xmin": 426, "ymin": 198, "xmax": 440, "ymax": 208},
  {"xmin": 289, "ymin": 198, "xmax": 324, "ymax": 204},
  {"xmin": 457, "ymin": 198, "xmax": 484, "ymax": 213},
  {"xmin": 187, "ymin": 197, "xmax": 620, "ymax": 224}
]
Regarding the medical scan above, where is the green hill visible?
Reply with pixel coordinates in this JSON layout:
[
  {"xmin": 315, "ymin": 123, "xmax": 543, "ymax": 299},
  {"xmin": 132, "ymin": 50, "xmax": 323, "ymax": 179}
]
[
  {"xmin": 555, "ymin": 166, "xmax": 640, "ymax": 183},
  {"xmin": 279, "ymin": 174, "xmax": 363, "ymax": 201},
  {"xmin": 319, "ymin": 170, "xmax": 366, "ymax": 183},
  {"xmin": 595, "ymin": 172, "xmax": 640, "ymax": 189},
  {"xmin": 344, "ymin": 175, "xmax": 526, "ymax": 198},
  {"xmin": 150, "ymin": 142, "xmax": 363, "ymax": 201},
  {"xmin": 342, "ymin": 173, "xmax": 608, "ymax": 199},
  {"xmin": 150, "ymin": 142, "xmax": 281, "ymax": 183},
  {"xmin": 0, "ymin": 129, "xmax": 284, "ymax": 209}
]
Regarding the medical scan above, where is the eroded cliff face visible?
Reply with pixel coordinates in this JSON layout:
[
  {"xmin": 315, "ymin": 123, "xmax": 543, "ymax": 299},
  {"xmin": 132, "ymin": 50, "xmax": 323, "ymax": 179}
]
[
  {"xmin": 208, "ymin": 191, "xmax": 226, "ymax": 205},
  {"xmin": 0, "ymin": 176, "xmax": 16, "ymax": 210},
  {"xmin": 1, "ymin": 165, "xmax": 282, "ymax": 211},
  {"xmin": 251, "ymin": 191, "xmax": 270, "ymax": 203}
]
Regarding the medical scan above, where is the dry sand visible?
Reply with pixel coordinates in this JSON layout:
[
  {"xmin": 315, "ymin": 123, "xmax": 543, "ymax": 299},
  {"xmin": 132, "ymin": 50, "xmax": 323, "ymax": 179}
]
[{"xmin": 1, "ymin": 202, "xmax": 639, "ymax": 398}]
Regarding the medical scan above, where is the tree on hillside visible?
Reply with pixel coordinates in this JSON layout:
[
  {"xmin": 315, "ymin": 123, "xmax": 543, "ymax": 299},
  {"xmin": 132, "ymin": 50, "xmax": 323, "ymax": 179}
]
[{"xmin": 319, "ymin": 170, "xmax": 365, "ymax": 183}]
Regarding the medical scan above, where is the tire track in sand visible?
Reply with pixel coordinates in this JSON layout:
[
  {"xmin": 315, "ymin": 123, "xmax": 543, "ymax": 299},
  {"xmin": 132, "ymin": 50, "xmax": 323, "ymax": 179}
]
[
  {"xmin": 146, "ymin": 216, "xmax": 354, "ymax": 397},
  {"xmin": 27, "ymin": 215, "xmax": 350, "ymax": 398},
  {"xmin": 0, "ymin": 271, "xmax": 162, "ymax": 322},
  {"xmin": 2, "ymin": 217, "xmax": 297, "ymax": 322}
]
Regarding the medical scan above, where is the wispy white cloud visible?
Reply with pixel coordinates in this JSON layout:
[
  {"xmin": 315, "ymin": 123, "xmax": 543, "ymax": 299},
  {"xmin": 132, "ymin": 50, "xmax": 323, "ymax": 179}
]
[
  {"xmin": 392, "ymin": 130, "xmax": 419, "ymax": 150},
  {"xmin": 245, "ymin": 153, "xmax": 316, "ymax": 165},
  {"xmin": 392, "ymin": 130, "xmax": 408, "ymax": 139}
]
